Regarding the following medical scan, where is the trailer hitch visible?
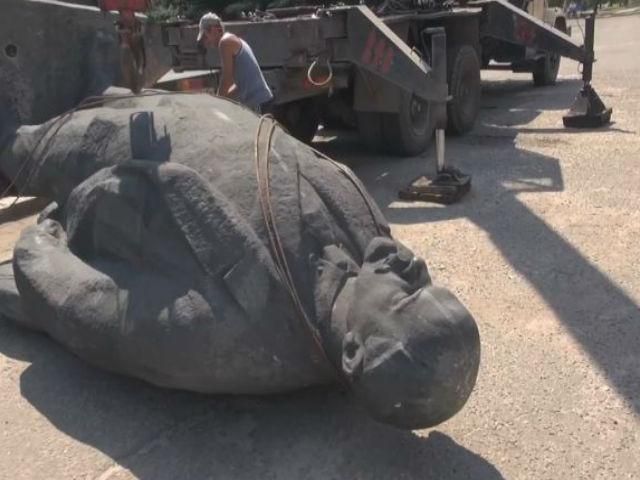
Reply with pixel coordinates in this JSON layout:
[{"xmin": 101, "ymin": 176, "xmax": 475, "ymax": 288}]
[{"xmin": 563, "ymin": 10, "xmax": 612, "ymax": 128}]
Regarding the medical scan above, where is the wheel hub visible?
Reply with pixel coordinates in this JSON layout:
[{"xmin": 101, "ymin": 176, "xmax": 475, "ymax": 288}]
[{"xmin": 409, "ymin": 96, "xmax": 430, "ymax": 135}]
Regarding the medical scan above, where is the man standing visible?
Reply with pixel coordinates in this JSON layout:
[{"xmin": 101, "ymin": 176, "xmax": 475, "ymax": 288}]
[{"xmin": 197, "ymin": 12, "xmax": 274, "ymax": 113}]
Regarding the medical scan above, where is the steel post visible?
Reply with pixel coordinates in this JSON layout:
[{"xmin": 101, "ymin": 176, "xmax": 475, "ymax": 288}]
[
  {"xmin": 398, "ymin": 29, "xmax": 471, "ymax": 205},
  {"xmin": 582, "ymin": 13, "xmax": 595, "ymax": 84},
  {"xmin": 436, "ymin": 128, "xmax": 446, "ymax": 173}
]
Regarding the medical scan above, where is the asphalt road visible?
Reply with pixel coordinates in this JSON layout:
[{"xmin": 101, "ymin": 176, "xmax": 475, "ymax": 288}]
[{"xmin": 1, "ymin": 14, "xmax": 639, "ymax": 480}]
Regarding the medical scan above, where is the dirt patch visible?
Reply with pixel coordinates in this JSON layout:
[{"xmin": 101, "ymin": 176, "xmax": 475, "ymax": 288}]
[{"xmin": 0, "ymin": 197, "xmax": 44, "ymax": 262}]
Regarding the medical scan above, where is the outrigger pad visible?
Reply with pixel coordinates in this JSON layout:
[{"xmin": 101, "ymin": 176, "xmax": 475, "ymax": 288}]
[
  {"xmin": 563, "ymin": 84, "xmax": 613, "ymax": 129},
  {"xmin": 399, "ymin": 167, "xmax": 471, "ymax": 205}
]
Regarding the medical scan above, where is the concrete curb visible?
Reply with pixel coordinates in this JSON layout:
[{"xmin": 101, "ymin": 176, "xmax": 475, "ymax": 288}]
[{"xmin": 577, "ymin": 6, "xmax": 640, "ymax": 18}]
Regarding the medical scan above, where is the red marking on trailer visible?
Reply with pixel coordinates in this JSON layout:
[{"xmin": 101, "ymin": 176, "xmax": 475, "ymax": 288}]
[
  {"xmin": 514, "ymin": 15, "xmax": 536, "ymax": 45},
  {"xmin": 361, "ymin": 30, "xmax": 377, "ymax": 65},
  {"xmin": 361, "ymin": 29, "xmax": 395, "ymax": 73},
  {"xmin": 373, "ymin": 37, "xmax": 387, "ymax": 69},
  {"xmin": 382, "ymin": 47, "xmax": 394, "ymax": 74}
]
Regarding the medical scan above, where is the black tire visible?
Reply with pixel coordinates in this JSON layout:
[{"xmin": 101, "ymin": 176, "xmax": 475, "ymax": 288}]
[
  {"xmin": 447, "ymin": 45, "xmax": 481, "ymax": 135},
  {"xmin": 532, "ymin": 52, "xmax": 561, "ymax": 86},
  {"xmin": 532, "ymin": 20, "xmax": 565, "ymax": 87},
  {"xmin": 273, "ymin": 99, "xmax": 320, "ymax": 144},
  {"xmin": 357, "ymin": 91, "xmax": 434, "ymax": 156},
  {"xmin": 384, "ymin": 91, "xmax": 434, "ymax": 156}
]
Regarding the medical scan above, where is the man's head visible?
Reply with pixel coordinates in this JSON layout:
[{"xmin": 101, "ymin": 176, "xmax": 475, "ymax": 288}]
[
  {"xmin": 335, "ymin": 237, "xmax": 481, "ymax": 430},
  {"xmin": 196, "ymin": 12, "xmax": 224, "ymax": 49}
]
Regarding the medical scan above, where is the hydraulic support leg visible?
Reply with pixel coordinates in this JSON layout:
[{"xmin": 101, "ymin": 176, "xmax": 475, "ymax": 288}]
[
  {"xmin": 563, "ymin": 11, "xmax": 613, "ymax": 128},
  {"xmin": 399, "ymin": 28, "xmax": 471, "ymax": 205},
  {"xmin": 399, "ymin": 129, "xmax": 471, "ymax": 204}
]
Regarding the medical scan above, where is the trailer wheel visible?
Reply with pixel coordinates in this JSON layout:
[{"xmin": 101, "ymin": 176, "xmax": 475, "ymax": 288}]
[
  {"xmin": 274, "ymin": 99, "xmax": 320, "ymax": 144},
  {"xmin": 533, "ymin": 19, "xmax": 565, "ymax": 87},
  {"xmin": 532, "ymin": 52, "xmax": 561, "ymax": 86},
  {"xmin": 357, "ymin": 92, "xmax": 434, "ymax": 156},
  {"xmin": 447, "ymin": 45, "xmax": 481, "ymax": 135},
  {"xmin": 385, "ymin": 93, "xmax": 434, "ymax": 156}
]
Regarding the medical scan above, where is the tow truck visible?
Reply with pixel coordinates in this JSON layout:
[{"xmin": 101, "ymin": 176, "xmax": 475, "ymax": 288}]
[{"xmin": 157, "ymin": 0, "xmax": 611, "ymax": 157}]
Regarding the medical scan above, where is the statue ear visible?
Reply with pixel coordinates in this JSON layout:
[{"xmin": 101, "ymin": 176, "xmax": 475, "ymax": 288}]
[{"xmin": 342, "ymin": 331, "xmax": 364, "ymax": 378}]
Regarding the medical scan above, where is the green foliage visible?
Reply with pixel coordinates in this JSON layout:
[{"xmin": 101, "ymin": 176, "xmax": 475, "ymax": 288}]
[
  {"xmin": 149, "ymin": 0, "xmax": 640, "ymax": 20},
  {"xmin": 147, "ymin": 0, "xmax": 331, "ymax": 20},
  {"xmin": 202, "ymin": 0, "xmax": 323, "ymax": 18},
  {"xmin": 146, "ymin": 0, "xmax": 185, "ymax": 20}
]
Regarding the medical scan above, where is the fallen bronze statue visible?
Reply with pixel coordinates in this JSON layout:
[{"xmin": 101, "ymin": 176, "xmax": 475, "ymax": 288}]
[{"xmin": 0, "ymin": 92, "xmax": 480, "ymax": 430}]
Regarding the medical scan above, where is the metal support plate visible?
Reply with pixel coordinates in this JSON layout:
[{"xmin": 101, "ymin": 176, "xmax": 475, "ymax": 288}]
[{"xmin": 399, "ymin": 168, "xmax": 472, "ymax": 205}]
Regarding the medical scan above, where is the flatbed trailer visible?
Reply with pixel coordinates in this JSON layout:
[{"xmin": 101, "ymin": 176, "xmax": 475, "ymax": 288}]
[{"xmin": 158, "ymin": 0, "xmax": 610, "ymax": 156}]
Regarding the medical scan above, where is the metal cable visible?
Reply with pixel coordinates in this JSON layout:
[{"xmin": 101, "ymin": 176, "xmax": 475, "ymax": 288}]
[
  {"xmin": 254, "ymin": 115, "xmax": 349, "ymax": 385},
  {"xmin": 306, "ymin": 145, "xmax": 386, "ymax": 237}
]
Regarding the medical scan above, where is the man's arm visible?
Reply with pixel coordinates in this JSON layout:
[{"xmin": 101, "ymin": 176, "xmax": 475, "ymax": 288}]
[{"xmin": 218, "ymin": 34, "xmax": 241, "ymax": 98}]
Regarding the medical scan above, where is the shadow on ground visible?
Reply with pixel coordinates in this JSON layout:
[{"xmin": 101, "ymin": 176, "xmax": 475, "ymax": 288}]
[
  {"xmin": 0, "ymin": 197, "xmax": 48, "ymax": 224},
  {"xmin": 0, "ymin": 317, "xmax": 502, "ymax": 479},
  {"xmin": 319, "ymin": 77, "xmax": 640, "ymax": 418}
]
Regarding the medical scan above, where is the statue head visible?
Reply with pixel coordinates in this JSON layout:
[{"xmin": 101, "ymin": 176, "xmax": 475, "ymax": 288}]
[{"xmin": 334, "ymin": 238, "xmax": 480, "ymax": 429}]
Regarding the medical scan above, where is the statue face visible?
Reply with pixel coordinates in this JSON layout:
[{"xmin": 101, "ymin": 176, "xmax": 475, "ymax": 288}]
[{"xmin": 340, "ymin": 238, "xmax": 480, "ymax": 429}]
